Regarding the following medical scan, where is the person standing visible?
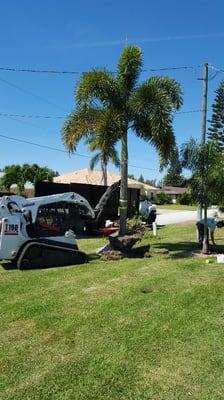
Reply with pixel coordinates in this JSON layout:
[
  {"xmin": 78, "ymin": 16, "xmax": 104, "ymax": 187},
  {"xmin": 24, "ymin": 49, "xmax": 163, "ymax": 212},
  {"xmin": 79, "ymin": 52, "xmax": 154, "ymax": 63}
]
[{"xmin": 196, "ymin": 217, "xmax": 224, "ymax": 247}]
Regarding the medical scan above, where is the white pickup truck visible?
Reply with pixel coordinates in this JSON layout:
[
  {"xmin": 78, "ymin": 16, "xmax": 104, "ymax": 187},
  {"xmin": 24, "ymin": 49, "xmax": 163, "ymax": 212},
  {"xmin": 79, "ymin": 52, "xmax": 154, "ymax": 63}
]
[{"xmin": 139, "ymin": 200, "xmax": 157, "ymax": 224}]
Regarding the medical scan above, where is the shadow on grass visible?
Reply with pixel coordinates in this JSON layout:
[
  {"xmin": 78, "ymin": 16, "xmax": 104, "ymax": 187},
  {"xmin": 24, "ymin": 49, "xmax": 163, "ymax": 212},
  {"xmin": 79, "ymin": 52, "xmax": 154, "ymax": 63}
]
[
  {"xmin": 209, "ymin": 244, "xmax": 224, "ymax": 254},
  {"xmin": 1, "ymin": 258, "xmax": 93, "ymax": 271},
  {"xmin": 0, "ymin": 262, "xmax": 17, "ymax": 270},
  {"xmin": 152, "ymin": 241, "xmax": 198, "ymax": 259},
  {"xmin": 153, "ymin": 241, "xmax": 224, "ymax": 259},
  {"xmin": 87, "ymin": 253, "xmax": 101, "ymax": 262}
]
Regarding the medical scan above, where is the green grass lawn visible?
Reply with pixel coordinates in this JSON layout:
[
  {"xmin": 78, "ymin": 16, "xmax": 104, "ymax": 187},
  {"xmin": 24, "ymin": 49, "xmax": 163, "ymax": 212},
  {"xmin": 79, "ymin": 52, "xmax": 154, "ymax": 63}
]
[
  {"xmin": 1, "ymin": 224, "xmax": 224, "ymax": 399},
  {"xmin": 157, "ymin": 204, "xmax": 196, "ymax": 211}
]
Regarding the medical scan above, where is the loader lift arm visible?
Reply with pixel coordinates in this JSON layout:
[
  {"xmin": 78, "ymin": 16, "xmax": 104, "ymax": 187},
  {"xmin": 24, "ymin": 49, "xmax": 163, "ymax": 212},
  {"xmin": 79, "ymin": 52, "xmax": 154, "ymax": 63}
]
[{"xmin": 86, "ymin": 180, "xmax": 120, "ymax": 232}]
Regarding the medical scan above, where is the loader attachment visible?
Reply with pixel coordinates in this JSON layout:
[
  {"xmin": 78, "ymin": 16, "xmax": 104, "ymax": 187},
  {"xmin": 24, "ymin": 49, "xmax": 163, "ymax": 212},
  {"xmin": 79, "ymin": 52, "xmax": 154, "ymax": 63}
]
[{"xmin": 86, "ymin": 180, "xmax": 120, "ymax": 232}]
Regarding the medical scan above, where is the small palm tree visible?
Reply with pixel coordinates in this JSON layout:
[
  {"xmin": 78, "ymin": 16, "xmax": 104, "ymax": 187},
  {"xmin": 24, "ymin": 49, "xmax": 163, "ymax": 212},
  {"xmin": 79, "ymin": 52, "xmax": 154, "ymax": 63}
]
[
  {"xmin": 181, "ymin": 139, "xmax": 224, "ymax": 254},
  {"xmin": 87, "ymin": 131, "xmax": 120, "ymax": 186},
  {"xmin": 63, "ymin": 46, "xmax": 183, "ymax": 235}
]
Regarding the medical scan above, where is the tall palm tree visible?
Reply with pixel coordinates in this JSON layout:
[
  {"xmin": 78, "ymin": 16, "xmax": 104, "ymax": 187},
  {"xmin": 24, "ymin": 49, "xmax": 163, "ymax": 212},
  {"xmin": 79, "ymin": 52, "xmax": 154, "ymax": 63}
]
[
  {"xmin": 86, "ymin": 131, "xmax": 120, "ymax": 186},
  {"xmin": 63, "ymin": 46, "xmax": 183, "ymax": 235}
]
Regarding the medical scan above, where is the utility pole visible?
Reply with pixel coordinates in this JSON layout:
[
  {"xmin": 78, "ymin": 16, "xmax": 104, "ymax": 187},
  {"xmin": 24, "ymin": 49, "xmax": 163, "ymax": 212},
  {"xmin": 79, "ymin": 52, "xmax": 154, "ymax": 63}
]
[
  {"xmin": 198, "ymin": 63, "xmax": 209, "ymax": 220},
  {"xmin": 200, "ymin": 63, "xmax": 209, "ymax": 145}
]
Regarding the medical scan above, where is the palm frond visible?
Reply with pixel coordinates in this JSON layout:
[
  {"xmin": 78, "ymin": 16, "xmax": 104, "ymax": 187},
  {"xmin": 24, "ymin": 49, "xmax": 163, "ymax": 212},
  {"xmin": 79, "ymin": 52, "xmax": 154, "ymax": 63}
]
[
  {"xmin": 110, "ymin": 147, "xmax": 120, "ymax": 168},
  {"xmin": 117, "ymin": 46, "xmax": 143, "ymax": 98},
  {"xmin": 62, "ymin": 107, "xmax": 100, "ymax": 153},
  {"xmin": 85, "ymin": 108, "xmax": 121, "ymax": 150},
  {"xmin": 94, "ymin": 108, "xmax": 123, "ymax": 142},
  {"xmin": 131, "ymin": 84, "xmax": 176, "ymax": 166},
  {"xmin": 143, "ymin": 76, "xmax": 183, "ymax": 111},
  {"xmin": 76, "ymin": 69, "xmax": 122, "ymax": 109},
  {"xmin": 180, "ymin": 138, "xmax": 200, "ymax": 169},
  {"xmin": 88, "ymin": 129, "xmax": 118, "ymax": 154},
  {"xmin": 89, "ymin": 152, "xmax": 101, "ymax": 170},
  {"xmin": 87, "ymin": 129, "xmax": 120, "ymax": 169},
  {"xmin": 130, "ymin": 80, "xmax": 173, "ymax": 115}
]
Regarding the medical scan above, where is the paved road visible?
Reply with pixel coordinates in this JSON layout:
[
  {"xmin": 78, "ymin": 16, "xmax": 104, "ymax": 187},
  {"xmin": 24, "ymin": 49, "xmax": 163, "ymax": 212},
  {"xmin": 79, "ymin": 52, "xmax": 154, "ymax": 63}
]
[{"xmin": 156, "ymin": 209, "xmax": 214, "ymax": 226}]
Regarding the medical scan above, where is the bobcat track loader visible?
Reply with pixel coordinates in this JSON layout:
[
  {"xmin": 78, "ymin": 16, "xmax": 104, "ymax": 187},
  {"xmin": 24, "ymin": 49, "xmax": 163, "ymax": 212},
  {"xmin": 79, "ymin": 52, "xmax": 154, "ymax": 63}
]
[{"xmin": 0, "ymin": 192, "xmax": 95, "ymax": 269}]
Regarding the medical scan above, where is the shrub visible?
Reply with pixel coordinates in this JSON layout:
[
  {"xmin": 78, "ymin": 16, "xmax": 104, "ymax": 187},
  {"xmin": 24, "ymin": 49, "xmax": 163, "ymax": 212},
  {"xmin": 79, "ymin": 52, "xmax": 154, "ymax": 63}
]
[
  {"xmin": 127, "ymin": 216, "xmax": 144, "ymax": 233},
  {"xmin": 156, "ymin": 192, "xmax": 172, "ymax": 205},
  {"xmin": 177, "ymin": 192, "xmax": 194, "ymax": 205}
]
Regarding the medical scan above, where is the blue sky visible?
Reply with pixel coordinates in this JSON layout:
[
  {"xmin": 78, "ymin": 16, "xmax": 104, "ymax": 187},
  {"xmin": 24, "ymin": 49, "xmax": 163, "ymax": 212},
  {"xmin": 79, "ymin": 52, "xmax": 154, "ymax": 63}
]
[{"xmin": 0, "ymin": 0, "xmax": 224, "ymax": 181}]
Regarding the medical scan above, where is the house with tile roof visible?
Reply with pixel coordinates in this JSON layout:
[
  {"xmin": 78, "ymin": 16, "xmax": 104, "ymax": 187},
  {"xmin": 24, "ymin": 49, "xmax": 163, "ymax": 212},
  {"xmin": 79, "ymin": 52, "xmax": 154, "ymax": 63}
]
[
  {"xmin": 157, "ymin": 186, "xmax": 189, "ymax": 203},
  {"xmin": 54, "ymin": 168, "xmax": 157, "ymax": 200}
]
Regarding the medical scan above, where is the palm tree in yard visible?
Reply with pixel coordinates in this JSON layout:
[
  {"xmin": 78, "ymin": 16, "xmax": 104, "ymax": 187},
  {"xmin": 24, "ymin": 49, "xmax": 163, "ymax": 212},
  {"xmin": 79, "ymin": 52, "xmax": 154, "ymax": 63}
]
[
  {"xmin": 87, "ymin": 131, "xmax": 120, "ymax": 186},
  {"xmin": 62, "ymin": 46, "xmax": 183, "ymax": 235},
  {"xmin": 181, "ymin": 139, "xmax": 224, "ymax": 254}
]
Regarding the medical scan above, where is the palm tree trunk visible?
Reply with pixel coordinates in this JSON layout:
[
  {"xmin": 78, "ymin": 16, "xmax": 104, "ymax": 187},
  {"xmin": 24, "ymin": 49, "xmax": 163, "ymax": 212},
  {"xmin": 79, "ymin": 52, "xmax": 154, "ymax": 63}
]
[
  {"xmin": 101, "ymin": 159, "xmax": 107, "ymax": 186},
  {"xmin": 119, "ymin": 131, "xmax": 128, "ymax": 236},
  {"xmin": 202, "ymin": 205, "xmax": 209, "ymax": 254}
]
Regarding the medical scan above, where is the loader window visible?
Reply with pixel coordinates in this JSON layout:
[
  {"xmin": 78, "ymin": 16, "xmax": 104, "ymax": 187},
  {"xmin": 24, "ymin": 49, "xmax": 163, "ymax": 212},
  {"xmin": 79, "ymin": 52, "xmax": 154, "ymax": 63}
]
[
  {"xmin": 8, "ymin": 201, "xmax": 21, "ymax": 214},
  {"xmin": 35, "ymin": 202, "xmax": 79, "ymax": 237}
]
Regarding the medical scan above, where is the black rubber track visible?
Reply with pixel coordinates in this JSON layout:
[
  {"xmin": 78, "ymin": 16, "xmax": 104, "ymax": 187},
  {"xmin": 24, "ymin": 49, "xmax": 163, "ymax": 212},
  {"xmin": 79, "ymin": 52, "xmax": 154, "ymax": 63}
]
[{"xmin": 16, "ymin": 240, "xmax": 87, "ymax": 269}]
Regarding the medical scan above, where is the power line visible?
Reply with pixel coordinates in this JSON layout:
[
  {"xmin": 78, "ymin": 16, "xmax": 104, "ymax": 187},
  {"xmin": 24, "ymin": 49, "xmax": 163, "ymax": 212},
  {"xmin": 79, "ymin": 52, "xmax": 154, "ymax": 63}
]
[
  {"xmin": 3, "ymin": 113, "xmax": 44, "ymax": 130},
  {"xmin": 144, "ymin": 65, "xmax": 199, "ymax": 72},
  {"xmin": 0, "ymin": 76, "xmax": 67, "ymax": 112},
  {"xmin": 0, "ymin": 134, "xmax": 89, "ymax": 158},
  {"xmin": 205, "ymin": 64, "xmax": 224, "ymax": 80},
  {"xmin": 0, "ymin": 134, "xmax": 90, "ymax": 158},
  {"xmin": 0, "ymin": 65, "xmax": 201, "ymax": 120},
  {"xmin": 0, "ymin": 65, "xmax": 199, "ymax": 75},
  {"xmin": 0, "ymin": 133, "xmax": 157, "ymax": 171},
  {"xmin": 0, "ymin": 109, "xmax": 206, "ymax": 120},
  {"xmin": 128, "ymin": 164, "xmax": 157, "ymax": 171},
  {"xmin": 209, "ymin": 64, "xmax": 224, "ymax": 74},
  {"xmin": 0, "ymin": 67, "xmax": 80, "ymax": 74},
  {"xmin": 0, "ymin": 112, "xmax": 65, "ymax": 119},
  {"xmin": 176, "ymin": 109, "xmax": 202, "ymax": 114}
]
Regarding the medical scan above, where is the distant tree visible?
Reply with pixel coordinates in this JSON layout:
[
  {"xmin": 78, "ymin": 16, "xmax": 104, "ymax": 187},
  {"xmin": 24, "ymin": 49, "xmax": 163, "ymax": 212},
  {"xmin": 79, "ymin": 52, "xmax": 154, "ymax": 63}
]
[
  {"xmin": 208, "ymin": 80, "xmax": 224, "ymax": 151},
  {"xmin": 163, "ymin": 146, "xmax": 186, "ymax": 187},
  {"xmin": 0, "ymin": 164, "xmax": 58, "ymax": 194},
  {"xmin": 177, "ymin": 192, "xmax": 194, "ymax": 205},
  {"xmin": 157, "ymin": 179, "xmax": 164, "ymax": 188},
  {"xmin": 156, "ymin": 192, "xmax": 172, "ymax": 205},
  {"xmin": 0, "ymin": 165, "xmax": 23, "ymax": 192},
  {"xmin": 145, "ymin": 178, "xmax": 157, "ymax": 187},
  {"xmin": 138, "ymin": 174, "xmax": 145, "ymax": 183},
  {"xmin": 23, "ymin": 164, "xmax": 58, "ymax": 184},
  {"xmin": 128, "ymin": 174, "xmax": 135, "ymax": 180}
]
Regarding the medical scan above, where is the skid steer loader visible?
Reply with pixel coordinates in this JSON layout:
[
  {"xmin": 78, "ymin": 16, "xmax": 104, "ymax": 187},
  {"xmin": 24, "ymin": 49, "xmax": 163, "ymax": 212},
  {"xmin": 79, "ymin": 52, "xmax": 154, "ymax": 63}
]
[{"xmin": 0, "ymin": 192, "xmax": 95, "ymax": 269}]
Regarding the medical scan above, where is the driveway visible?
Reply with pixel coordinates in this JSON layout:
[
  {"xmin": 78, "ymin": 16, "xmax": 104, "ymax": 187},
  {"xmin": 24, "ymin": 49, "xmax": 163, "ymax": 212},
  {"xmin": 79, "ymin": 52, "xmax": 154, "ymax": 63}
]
[{"xmin": 156, "ymin": 209, "xmax": 215, "ymax": 226}]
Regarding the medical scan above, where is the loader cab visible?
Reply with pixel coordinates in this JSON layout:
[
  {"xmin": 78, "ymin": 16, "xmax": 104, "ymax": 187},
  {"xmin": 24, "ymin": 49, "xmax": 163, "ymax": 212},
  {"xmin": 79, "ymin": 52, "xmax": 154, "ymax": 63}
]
[
  {"xmin": 33, "ymin": 201, "xmax": 78, "ymax": 237},
  {"xmin": 28, "ymin": 201, "xmax": 88, "ymax": 238}
]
